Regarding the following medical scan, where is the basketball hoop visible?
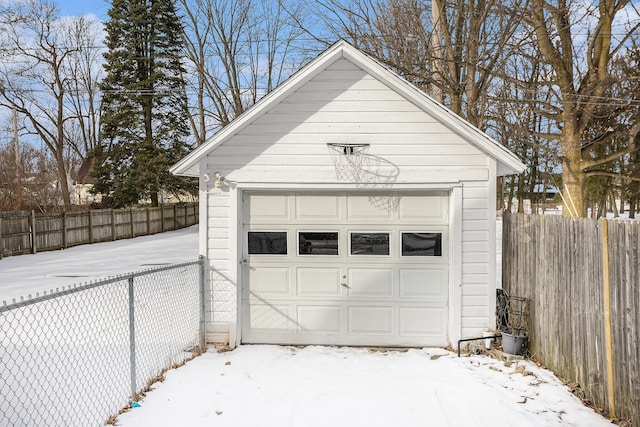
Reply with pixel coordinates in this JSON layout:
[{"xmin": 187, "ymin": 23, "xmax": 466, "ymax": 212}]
[
  {"xmin": 326, "ymin": 142, "xmax": 401, "ymax": 212},
  {"xmin": 327, "ymin": 143, "xmax": 370, "ymax": 181}
]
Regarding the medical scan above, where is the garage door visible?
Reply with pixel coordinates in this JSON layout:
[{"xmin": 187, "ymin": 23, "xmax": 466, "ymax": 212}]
[{"xmin": 241, "ymin": 192, "xmax": 449, "ymax": 347}]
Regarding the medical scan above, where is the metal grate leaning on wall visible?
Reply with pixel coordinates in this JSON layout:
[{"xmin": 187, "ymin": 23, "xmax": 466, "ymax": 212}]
[{"xmin": 0, "ymin": 258, "xmax": 206, "ymax": 427}]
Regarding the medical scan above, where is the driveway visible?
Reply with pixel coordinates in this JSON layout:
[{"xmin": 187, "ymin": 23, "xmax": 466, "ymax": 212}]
[{"xmin": 116, "ymin": 345, "xmax": 610, "ymax": 427}]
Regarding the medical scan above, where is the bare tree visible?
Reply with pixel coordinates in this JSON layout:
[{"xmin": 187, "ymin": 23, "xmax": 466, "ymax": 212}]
[
  {"xmin": 490, "ymin": 51, "xmax": 562, "ymax": 213},
  {"xmin": 526, "ymin": 0, "xmax": 640, "ymax": 216},
  {"xmin": 0, "ymin": 131, "xmax": 61, "ymax": 212},
  {"xmin": 62, "ymin": 17, "xmax": 104, "ymax": 160},
  {"xmin": 0, "ymin": 0, "xmax": 103, "ymax": 209},
  {"xmin": 178, "ymin": 0, "xmax": 309, "ymax": 144},
  {"xmin": 309, "ymin": 0, "xmax": 527, "ymax": 127}
]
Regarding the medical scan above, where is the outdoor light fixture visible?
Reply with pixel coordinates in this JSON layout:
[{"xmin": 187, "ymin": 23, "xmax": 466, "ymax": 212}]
[
  {"xmin": 214, "ymin": 171, "xmax": 225, "ymax": 188},
  {"xmin": 202, "ymin": 173, "xmax": 211, "ymax": 182}
]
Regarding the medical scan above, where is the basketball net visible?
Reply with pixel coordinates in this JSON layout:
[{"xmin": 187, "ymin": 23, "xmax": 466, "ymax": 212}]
[
  {"xmin": 327, "ymin": 143, "xmax": 370, "ymax": 182},
  {"xmin": 327, "ymin": 143, "xmax": 400, "ymax": 212}
]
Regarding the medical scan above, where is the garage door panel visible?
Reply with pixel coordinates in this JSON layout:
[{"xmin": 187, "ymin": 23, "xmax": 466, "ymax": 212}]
[
  {"xmin": 399, "ymin": 307, "xmax": 446, "ymax": 336},
  {"xmin": 399, "ymin": 195, "xmax": 447, "ymax": 221},
  {"xmin": 347, "ymin": 268, "xmax": 393, "ymax": 297},
  {"xmin": 296, "ymin": 195, "xmax": 341, "ymax": 219},
  {"xmin": 297, "ymin": 305, "xmax": 342, "ymax": 333},
  {"xmin": 297, "ymin": 267, "xmax": 342, "ymax": 296},
  {"xmin": 246, "ymin": 267, "xmax": 290, "ymax": 298},
  {"xmin": 348, "ymin": 306, "xmax": 393, "ymax": 334},
  {"xmin": 347, "ymin": 196, "xmax": 394, "ymax": 220},
  {"xmin": 246, "ymin": 194, "xmax": 290, "ymax": 221},
  {"xmin": 399, "ymin": 269, "xmax": 447, "ymax": 299},
  {"xmin": 248, "ymin": 303, "xmax": 292, "ymax": 332}
]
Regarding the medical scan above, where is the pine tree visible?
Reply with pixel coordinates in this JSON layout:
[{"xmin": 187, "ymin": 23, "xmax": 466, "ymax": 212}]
[{"xmin": 94, "ymin": 0, "xmax": 196, "ymax": 207}]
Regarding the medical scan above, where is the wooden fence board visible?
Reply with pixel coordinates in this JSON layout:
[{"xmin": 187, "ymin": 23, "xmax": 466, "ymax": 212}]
[
  {"xmin": 0, "ymin": 215, "xmax": 31, "ymax": 256},
  {"xmin": 148, "ymin": 207, "xmax": 163, "ymax": 234},
  {"xmin": 502, "ymin": 213, "xmax": 639, "ymax": 426},
  {"xmin": 163, "ymin": 205, "xmax": 176, "ymax": 231},
  {"xmin": 35, "ymin": 214, "xmax": 64, "ymax": 251},
  {"xmin": 0, "ymin": 203, "xmax": 198, "ymax": 258},
  {"xmin": 90, "ymin": 210, "xmax": 114, "ymax": 243},
  {"xmin": 133, "ymin": 209, "xmax": 149, "ymax": 236}
]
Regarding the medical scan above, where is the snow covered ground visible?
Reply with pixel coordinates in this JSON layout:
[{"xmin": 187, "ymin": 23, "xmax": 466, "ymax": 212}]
[
  {"xmin": 116, "ymin": 345, "xmax": 611, "ymax": 427},
  {"xmin": 0, "ymin": 226, "xmax": 201, "ymax": 426},
  {"xmin": 0, "ymin": 225, "xmax": 199, "ymax": 304},
  {"xmin": 1, "ymin": 222, "xmax": 611, "ymax": 426}
]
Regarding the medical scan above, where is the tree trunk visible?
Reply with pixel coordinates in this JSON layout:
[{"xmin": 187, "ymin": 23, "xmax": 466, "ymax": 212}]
[
  {"xmin": 507, "ymin": 177, "xmax": 515, "ymax": 212},
  {"xmin": 610, "ymin": 191, "xmax": 619, "ymax": 218},
  {"xmin": 496, "ymin": 177, "xmax": 505, "ymax": 211},
  {"xmin": 560, "ymin": 134, "xmax": 586, "ymax": 217},
  {"xmin": 55, "ymin": 147, "xmax": 72, "ymax": 209},
  {"xmin": 516, "ymin": 174, "xmax": 525, "ymax": 213}
]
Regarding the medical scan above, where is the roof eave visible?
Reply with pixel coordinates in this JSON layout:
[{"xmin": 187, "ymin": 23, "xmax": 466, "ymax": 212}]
[
  {"xmin": 171, "ymin": 41, "xmax": 350, "ymax": 177},
  {"xmin": 340, "ymin": 47, "xmax": 526, "ymax": 176}
]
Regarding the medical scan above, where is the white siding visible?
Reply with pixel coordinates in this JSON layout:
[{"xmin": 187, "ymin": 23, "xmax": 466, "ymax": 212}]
[
  {"xmin": 206, "ymin": 59, "xmax": 489, "ymax": 186},
  {"xmin": 205, "ymin": 187, "xmax": 237, "ymax": 344},
  {"xmin": 460, "ymin": 181, "xmax": 492, "ymax": 338}
]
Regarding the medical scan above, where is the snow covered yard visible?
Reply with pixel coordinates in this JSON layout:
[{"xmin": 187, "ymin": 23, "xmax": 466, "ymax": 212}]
[
  {"xmin": 0, "ymin": 225, "xmax": 199, "ymax": 303},
  {"xmin": 116, "ymin": 345, "xmax": 611, "ymax": 427},
  {"xmin": 0, "ymin": 226, "xmax": 202, "ymax": 426}
]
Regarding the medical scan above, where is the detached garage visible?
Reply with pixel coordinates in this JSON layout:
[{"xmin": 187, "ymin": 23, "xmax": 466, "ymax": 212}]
[{"xmin": 171, "ymin": 40, "xmax": 525, "ymax": 349}]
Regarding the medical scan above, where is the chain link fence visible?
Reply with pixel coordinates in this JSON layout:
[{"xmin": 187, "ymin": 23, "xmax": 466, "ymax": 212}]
[{"xmin": 0, "ymin": 258, "xmax": 205, "ymax": 426}]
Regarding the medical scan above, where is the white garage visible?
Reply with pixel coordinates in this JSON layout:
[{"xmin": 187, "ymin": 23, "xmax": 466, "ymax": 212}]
[{"xmin": 171, "ymin": 40, "xmax": 525, "ymax": 349}]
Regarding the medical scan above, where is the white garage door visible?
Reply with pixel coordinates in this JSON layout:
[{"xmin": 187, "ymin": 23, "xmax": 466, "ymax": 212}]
[{"xmin": 241, "ymin": 192, "xmax": 449, "ymax": 347}]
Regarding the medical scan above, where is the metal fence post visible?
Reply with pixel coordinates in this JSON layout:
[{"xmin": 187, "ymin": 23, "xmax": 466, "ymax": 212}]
[
  {"xmin": 199, "ymin": 255, "xmax": 206, "ymax": 351},
  {"xmin": 128, "ymin": 276, "xmax": 137, "ymax": 401}
]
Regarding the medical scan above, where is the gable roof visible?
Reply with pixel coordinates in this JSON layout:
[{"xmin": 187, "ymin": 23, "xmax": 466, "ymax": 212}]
[{"xmin": 171, "ymin": 40, "xmax": 526, "ymax": 177}]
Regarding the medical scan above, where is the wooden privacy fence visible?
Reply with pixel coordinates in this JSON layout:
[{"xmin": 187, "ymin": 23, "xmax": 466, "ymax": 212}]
[
  {"xmin": 502, "ymin": 212, "xmax": 639, "ymax": 426},
  {"xmin": 0, "ymin": 203, "xmax": 198, "ymax": 259}
]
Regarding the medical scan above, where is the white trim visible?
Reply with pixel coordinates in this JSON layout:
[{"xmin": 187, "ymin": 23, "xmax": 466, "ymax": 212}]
[
  {"xmin": 235, "ymin": 187, "xmax": 458, "ymax": 347},
  {"xmin": 234, "ymin": 182, "xmax": 458, "ymax": 192},
  {"xmin": 487, "ymin": 158, "xmax": 498, "ymax": 333},
  {"xmin": 230, "ymin": 185, "xmax": 240, "ymax": 349},
  {"xmin": 448, "ymin": 186, "xmax": 463, "ymax": 344},
  {"xmin": 198, "ymin": 161, "xmax": 208, "ymax": 257}
]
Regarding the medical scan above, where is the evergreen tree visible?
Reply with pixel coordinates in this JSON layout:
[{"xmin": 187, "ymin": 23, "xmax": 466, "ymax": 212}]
[{"xmin": 94, "ymin": 0, "xmax": 196, "ymax": 207}]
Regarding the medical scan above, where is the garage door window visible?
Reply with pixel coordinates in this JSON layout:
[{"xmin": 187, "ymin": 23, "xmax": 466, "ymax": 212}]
[
  {"xmin": 402, "ymin": 232, "xmax": 442, "ymax": 256},
  {"xmin": 248, "ymin": 232, "xmax": 287, "ymax": 255},
  {"xmin": 350, "ymin": 232, "xmax": 390, "ymax": 255},
  {"xmin": 298, "ymin": 232, "xmax": 339, "ymax": 255}
]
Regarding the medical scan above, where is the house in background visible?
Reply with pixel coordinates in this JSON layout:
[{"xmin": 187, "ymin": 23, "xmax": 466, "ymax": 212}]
[
  {"xmin": 74, "ymin": 156, "xmax": 196, "ymax": 206},
  {"xmin": 73, "ymin": 156, "xmax": 101, "ymax": 205},
  {"xmin": 171, "ymin": 40, "xmax": 525, "ymax": 349}
]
